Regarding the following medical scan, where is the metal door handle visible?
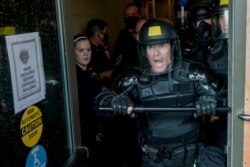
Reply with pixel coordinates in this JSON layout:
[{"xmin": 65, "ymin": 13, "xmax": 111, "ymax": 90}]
[{"xmin": 238, "ymin": 113, "xmax": 250, "ymax": 121}]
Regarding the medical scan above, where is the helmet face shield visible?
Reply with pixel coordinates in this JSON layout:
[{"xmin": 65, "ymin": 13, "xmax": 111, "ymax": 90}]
[
  {"xmin": 138, "ymin": 18, "xmax": 182, "ymax": 75},
  {"xmin": 177, "ymin": 6, "xmax": 189, "ymax": 30},
  {"xmin": 213, "ymin": 9, "xmax": 229, "ymax": 39}
]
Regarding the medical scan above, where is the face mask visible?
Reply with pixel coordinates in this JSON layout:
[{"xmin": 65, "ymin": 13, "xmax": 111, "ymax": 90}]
[
  {"xmin": 102, "ymin": 33, "xmax": 109, "ymax": 45},
  {"xmin": 124, "ymin": 16, "xmax": 139, "ymax": 29},
  {"xmin": 196, "ymin": 21, "xmax": 212, "ymax": 39},
  {"xmin": 196, "ymin": 21, "xmax": 212, "ymax": 45},
  {"xmin": 98, "ymin": 33, "xmax": 109, "ymax": 45}
]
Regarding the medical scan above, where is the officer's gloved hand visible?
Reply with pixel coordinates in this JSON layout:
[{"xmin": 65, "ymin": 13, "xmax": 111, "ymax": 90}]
[
  {"xmin": 111, "ymin": 95, "xmax": 135, "ymax": 118},
  {"xmin": 194, "ymin": 95, "xmax": 217, "ymax": 118}
]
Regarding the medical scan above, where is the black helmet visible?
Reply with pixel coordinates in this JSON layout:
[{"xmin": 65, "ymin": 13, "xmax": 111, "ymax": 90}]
[
  {"xmin": 138, "ymin": 18, "xmax": 177, "ymax": 45},
  {"xmin": 213, "ymin": 0, "xmax": 228, "ymax": 12},
  {"xmin": 137, "ymin": 18, "xmax": 182, "ymax": 75},
  {"xmin": 190, "ymin": 4, "xmax": 212, "ymax": 45},
  {"xmin": 174, "ymin": 0, "xmax": 189, "ymax": 12},
  {"xmin": 190, "ymin": 5, "xmax": 211, "ymax": 21},
  {"xmin": 214, "ymin": 4, "xmax": 228, "ymax": 13}
]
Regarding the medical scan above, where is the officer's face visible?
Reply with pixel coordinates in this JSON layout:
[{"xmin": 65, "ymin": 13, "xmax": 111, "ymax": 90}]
[
  {"xmin": 124, "ymin": 6, "xmax": 139, "ymax": 17},
  {"xmin": 74, "ymin": 39, "xmax": 91, "ymax": 70},
  {"xmin": 146, "ymin": 42, "xmax": 171, "ymax": 74},
  {"xmin": 219, "ymin": 12, "xmax": 228, "ymax": 33}
]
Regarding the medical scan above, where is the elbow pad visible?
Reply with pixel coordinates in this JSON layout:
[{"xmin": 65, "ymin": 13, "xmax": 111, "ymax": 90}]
[
  {"xmin": 95, "ymin": 90, "xmax": 117, "ymax": 107},
  {"xmin": 188, "ymin": 63, "xmax": 221, "ymax": 95},
  {"xmin": 94, "ymin": 90, "xmax": 117, "ymax": 117},
  {"xmin": 112, "ymin": 67, "xmax": 141, "ymax": 94}
]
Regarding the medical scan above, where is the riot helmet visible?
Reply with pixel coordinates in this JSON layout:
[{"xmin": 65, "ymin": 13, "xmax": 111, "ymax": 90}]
[
  {"xmin": 212, "ymin": 0, "xmax": 229, "ymax": 39},
  {"xmin": 175, "ymin": 0, "xmax": 190, "ymax": 31},
  {"xmin": 207, "ymin": 0, "xmax": 229, "ymax": 70},
  {"xmin": 138, "ymin": 18, "xmax": 182, "ymax": 75},
  {"xmin": 190, "ymin": 4, "xmax": 212, "ymax": 45},
  {"xmin": 190, "ymin": 4, "xmax": 212, "ymax": 21}
]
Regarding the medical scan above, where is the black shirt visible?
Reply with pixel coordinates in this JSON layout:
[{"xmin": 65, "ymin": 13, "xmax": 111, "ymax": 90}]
[
  {"xmin": 76, "ymin": 65, "xmax": 102, "ymax": 145},
  {"xmin": 89, "ymin": 43, "xmax": 113, "ymax": 73},
  {"xmin": 112, "ymin": 29, "xmax": 140, "ymax": 80}
]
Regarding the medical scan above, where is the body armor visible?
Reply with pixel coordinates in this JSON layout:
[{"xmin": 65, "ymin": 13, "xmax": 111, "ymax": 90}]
[
  {"xmin": 95, "ymin": 18, "xmax": 225, "ymax": 166},
  {"xmin": 112, "ymin": 61, "xmax": 204, "ymax": 145},
  {"xmin": 207, "ymin": 39, "xmax": 228, "ymax": 79}
]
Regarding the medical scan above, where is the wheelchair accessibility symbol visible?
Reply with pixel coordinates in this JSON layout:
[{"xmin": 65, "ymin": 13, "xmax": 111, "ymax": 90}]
[{"xmin": 26, "ymin": 145, "xmax": 47, "ymax": 167}]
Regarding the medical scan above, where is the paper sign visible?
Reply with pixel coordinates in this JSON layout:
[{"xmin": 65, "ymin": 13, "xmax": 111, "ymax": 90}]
[{"xmin": 6, "ymin": 32, "xmax": 46, "ymax": 114}]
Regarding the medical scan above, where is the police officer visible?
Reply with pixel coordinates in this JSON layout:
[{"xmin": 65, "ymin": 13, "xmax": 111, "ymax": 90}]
[
  {"xmin": 204, "ymin": 0, "xmax": 229, "ymax": 153},
  {"xmin": 95, "ymin": 18, "xmax": 225, "ymax": 167},
  {"xmin": 208, "ymin": 0, "xmax": 228, "ymax": 80},
  {"xmin": 112, "ymin": 3, "xmax": 141, "ymax": 81},
  {"xmin": 184, "ymin": 4, "xmax": 212, "ymax": 64},
  {"xmin": 174, "ymin": 0, "xmax": 197, "ymax": 61},
  {"xmin": 174, "ymin": 0, "xmax": 191, "ymax": 34}
]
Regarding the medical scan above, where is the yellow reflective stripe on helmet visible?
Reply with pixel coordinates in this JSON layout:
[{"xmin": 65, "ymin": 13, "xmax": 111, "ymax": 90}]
[
  {"xmin": 148, "ymin": 26, "xmax": 161, "ymax": 36},
  {"xmin": 220, "ymin": 0, "xmax": 228, "ymax": 5}
]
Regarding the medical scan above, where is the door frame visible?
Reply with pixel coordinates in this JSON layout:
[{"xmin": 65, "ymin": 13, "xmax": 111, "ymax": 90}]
[
  {"xmin": 56, "ymin": 0, "xmax": 82, "ymax": 155},
  {"xmin": 229, "ymin": 0, "xmax": 247, "ymax": 166}
]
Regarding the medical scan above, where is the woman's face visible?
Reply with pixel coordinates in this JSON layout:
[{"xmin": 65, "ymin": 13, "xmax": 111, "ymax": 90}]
[
  {"xmin": 75, "ymin": 39, "xmax": 91, "ymax": 70},
  {"xmin": 146, "ymin": 42, "xmax": 172, "ymax": 74}
]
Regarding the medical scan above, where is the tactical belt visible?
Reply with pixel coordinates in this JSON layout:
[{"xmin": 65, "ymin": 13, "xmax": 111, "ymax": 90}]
[{"xmin": 142, "ymin": 143, "xmax": 201, "ymax": 166}]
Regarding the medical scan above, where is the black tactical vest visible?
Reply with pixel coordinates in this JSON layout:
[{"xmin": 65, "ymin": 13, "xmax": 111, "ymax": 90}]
[{"xmin": 135, "ymin": 71, "xmax": 201, "ymax": 145}]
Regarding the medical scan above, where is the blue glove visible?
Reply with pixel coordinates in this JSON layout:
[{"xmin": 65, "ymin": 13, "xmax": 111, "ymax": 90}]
[
  {"xmin": 194, "ymin": 95, "xmax": 217, "ymax": 118},
  {"xmin": 111, "ymin": 95, "xmax": 135, "ymax": 117}
]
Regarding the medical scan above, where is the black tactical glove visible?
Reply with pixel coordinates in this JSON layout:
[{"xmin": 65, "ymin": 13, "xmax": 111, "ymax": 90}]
[
  {"xmin": 194, "ymin": 95, "xmax": 217, "ymax": 118},
  {"xmin": 111, "ymin": 94, "xmax": 135, "ymax": 117}
]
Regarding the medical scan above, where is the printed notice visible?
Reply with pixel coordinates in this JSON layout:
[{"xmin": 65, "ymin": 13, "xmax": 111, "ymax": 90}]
[{"xmin": 6, "ymin": 32, "xmax": 46, "ymax": 114}]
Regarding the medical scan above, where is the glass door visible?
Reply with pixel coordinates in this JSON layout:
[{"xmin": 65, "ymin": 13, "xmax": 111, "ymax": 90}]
[{"xmin": 0, "ymin": 0, "xmax": 80, "ymax": 166}]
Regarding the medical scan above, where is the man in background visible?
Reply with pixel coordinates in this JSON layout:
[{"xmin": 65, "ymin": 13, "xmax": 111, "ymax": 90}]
[
  {"xmin": 112, "ymin": 3, "xmax": 141, "ymax": 80},
  {"xmin": 86, "ymin": 18, "xmax": 113, "ymax": 88}
]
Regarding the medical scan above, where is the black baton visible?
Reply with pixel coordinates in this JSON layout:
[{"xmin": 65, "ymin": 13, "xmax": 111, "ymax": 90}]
[{"xmin": 97, "ymin": 107, "xmax": 230, "ymax": 113}]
